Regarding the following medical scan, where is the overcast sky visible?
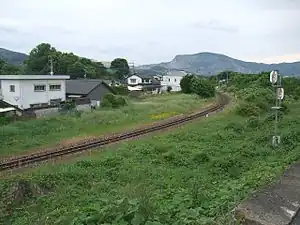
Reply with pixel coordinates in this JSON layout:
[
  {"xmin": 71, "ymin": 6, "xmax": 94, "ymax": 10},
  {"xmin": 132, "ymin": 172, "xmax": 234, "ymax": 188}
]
[{"xmin": 0, "ymin": 0, "xmax": 299, "ymax": 65}]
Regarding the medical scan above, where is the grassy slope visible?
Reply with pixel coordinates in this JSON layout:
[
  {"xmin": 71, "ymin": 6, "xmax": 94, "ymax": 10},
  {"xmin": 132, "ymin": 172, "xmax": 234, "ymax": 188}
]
[
  {"xmin": 0, "ymin": 93, "xmax": 211, "ymax": 157},
  {"xmin": 1, "ymin": 100, "xmax": 300, "ymax": 225}
]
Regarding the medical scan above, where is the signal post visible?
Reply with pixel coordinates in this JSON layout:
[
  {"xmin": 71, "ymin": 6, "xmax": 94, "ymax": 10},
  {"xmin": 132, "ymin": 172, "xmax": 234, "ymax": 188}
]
[{"xmin": 270, "ymin": 70, "xmax": 284, "ymax": 147}]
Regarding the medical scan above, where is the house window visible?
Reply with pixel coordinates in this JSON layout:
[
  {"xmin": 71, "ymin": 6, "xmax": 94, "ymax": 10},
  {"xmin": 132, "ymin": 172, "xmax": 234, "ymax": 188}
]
[
  {"xmin": 10, "ymin": 85, "xmax": 15, "ymax": 92},
  {"xmin": 174, "ymin": 79, "xmax": 177, "ymax": 82},
  {"xmin": 49, "ymin": 84, "xmax": 61, "ymax": 91},
  {"xmin": 130, "ymin": 79, "xmax": 137, "ymax": 83},
  {"xmin": 34, "ymin": 85, "xmax": 46, "ymax": 92},
  {"xmin": 168, "ymin": 78, "xmax": 170, "ymax": 82}
]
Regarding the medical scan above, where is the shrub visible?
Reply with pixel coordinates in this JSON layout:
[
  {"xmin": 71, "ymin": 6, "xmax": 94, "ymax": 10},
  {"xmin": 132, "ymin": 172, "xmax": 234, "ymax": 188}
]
[
  {"xmin": 191, "ymin": 77, "xmax": 215, "ymax": 98},
  {"xmin": 224, "ymin": 122, "xmax": 244, "ymax": 133},
  {"xmin": 235, "ymin": 102, "xmax": 260, "ymax": 117},
  {"xmin": 100, "ymin": 93, "xmax": 127, "ymax": 108},
  {"xmin": 246, "ymin": 116, "xmax": 261, "ymax": 128},
  {"xmin": 112, "ymin": 85, "xmax": 129, "ymax": 95},
  {"xmin": 180, "ymin": 74, "xmax": 195, "ymax": 94}
]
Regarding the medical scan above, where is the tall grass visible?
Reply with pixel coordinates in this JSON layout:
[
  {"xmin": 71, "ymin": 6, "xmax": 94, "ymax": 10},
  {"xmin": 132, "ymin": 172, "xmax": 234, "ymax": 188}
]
[
  {"xmin": 0, "ymin": 93, "xmax": 210, "ymax": 157},
  {"xmin": 1, "ymin": 100, "xmax": 300, "ymax": 224}
]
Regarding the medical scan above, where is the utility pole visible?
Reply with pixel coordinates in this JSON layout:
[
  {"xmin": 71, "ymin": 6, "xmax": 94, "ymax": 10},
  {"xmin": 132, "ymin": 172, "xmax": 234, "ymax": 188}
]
[
  {"xmin": 49, "ymin": 56, "xmax": 54, "ymax": 75},
  {"xmin": 270, "ymin": 70, "xmax": 284, "ymax": 147},
  {"xmin": 129, "ymin": 62, "xmax": 136, "ymax": 76}
]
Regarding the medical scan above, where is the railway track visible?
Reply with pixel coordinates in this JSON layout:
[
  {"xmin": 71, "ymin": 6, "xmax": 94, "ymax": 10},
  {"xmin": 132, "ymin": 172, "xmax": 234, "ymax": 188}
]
[{"xmin": 0, "ymin": 92, "xmax": 230, "ymax": 172}]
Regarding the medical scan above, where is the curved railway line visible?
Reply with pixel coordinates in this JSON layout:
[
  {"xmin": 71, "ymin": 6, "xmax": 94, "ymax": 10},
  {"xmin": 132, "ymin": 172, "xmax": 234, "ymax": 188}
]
[{"xmin": 0, "ymin": 92, "xmax": 230, "ymax": 172}]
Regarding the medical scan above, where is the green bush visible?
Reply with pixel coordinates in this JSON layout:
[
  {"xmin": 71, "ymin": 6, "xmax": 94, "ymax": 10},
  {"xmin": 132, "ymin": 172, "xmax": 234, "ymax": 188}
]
[
  {"xmin": 112, "ymin": 85, "xmax": 129, "ymax": 95},
  {"xmin": 235, "ymin": 102, "xmax": 261, "ymax": 117},
  {"xmin": 224, "ymin": 122, "xmax": 245, "ymax": 133},
  {"xmin": 191, "ymin": 77, "xmax": 215, "ymax": 98},
  {"xmin": 100, "ymin": 93, "xmax": 127, "ymax": 108},
  {"xmin": 246, "ymin": 116, "xmax": 261, "ymax": 128},
  {"xmin": 180, "ymin": 74, "xmax": 195, "ymax": 94}
]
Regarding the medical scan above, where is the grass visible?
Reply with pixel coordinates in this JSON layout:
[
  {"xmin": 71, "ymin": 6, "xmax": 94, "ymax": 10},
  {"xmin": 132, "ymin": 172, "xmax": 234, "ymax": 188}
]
[
  {"xmin": 0, "ymin": 93, "xmax": 211, "ymax": 157},
  {"xmin": 1, "ymin": 99, "xmax": 300, "ymax": 225}
]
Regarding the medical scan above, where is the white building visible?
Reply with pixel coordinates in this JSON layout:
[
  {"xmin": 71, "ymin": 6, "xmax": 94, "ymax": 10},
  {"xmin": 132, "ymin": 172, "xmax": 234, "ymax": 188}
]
[
  {"xmin": 161, "ymin": 71, "xmax": 187, "ymax": 92},
  {"xmin": 0, "ymin": 75, "xmax": 70, "ymax": 110},
  {"xmin": 127, "ymin": 74, "xmax": 161, "ymax": 93}
]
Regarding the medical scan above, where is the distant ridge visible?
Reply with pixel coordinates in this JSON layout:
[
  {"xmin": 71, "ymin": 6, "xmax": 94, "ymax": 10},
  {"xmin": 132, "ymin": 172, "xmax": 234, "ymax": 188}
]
[
  {"xmin": 0, "ymin": 48, "xmax": 28, "ymax": 65},
  {"xmin": 138, "ymin": 52, "xmax": 300, "ymax": 76}
]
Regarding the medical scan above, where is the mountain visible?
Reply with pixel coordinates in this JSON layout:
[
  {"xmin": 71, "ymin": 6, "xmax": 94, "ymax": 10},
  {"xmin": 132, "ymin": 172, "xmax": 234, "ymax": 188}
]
[
  {"xmin": 0, "ymin": 48, "xmax": 28, "ymax": 65},
  {"xmin": 138, "ymin": 52, "xmax": 300, "ymax": 76}
]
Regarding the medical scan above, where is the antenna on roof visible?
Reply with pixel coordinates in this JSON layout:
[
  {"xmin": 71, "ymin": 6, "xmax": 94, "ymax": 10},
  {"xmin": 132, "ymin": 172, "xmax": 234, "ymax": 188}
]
[
  {"xmin": 49, "ymin": 56, "xmax": 54, "ymax": 75},
  {"xmin": 129, "ymin": 62, "xmax": 136, "ymax": 75}
]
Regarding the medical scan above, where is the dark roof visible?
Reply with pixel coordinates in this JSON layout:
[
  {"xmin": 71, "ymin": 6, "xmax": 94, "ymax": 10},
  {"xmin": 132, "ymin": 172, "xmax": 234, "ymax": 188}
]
[
  {"xmin": 151, "ymin": 78, "xmax": 161, "ymax": 85},
  {"xmin": 66, "ymin": 79, "xmax": 116, "ymax": 95},
  {"xmin": 133, "ymin": 70, "xmax": 157, "ymax": 79},
  {"xmin": 142, "ymin": 84, "xmax": 162, "ymax": 90}
]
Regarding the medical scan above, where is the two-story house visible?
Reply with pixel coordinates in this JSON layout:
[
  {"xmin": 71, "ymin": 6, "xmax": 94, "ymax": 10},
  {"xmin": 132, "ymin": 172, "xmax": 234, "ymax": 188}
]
[
  {"xmin": 161, "ymin": 71, "xmax": 187, "ymax": 92},
  {"xmin": 127, "ymin": 73, "xmax": 161, "ymax": 93},
  {"xmin": 0, "ymin": 75, "xmax": 70, "ymax": 110}
]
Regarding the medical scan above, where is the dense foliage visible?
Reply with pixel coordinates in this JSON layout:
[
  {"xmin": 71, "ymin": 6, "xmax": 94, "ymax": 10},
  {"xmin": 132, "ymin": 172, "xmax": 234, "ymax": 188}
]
[
  {"xmin": 110, "ymin": 58, "xmax": 130, "ymax": 80},
  {"xmin": 214, "ymin": 71, "xmax": 300, "ymax": 117},
  {"xmin": 0, "ymin": 59, "xmax": 23, "ymax": 75},
  {"xmin": 180, "ymin": 74, "xmax": 215, "ymax": 98},
  {"xmin": 112, "ymin": 85, "xmax": 129, "ymax": 96},
  {"xmin": 1, "ymin": 43, "xmax": 130, "ymax": 80},
  {"xmin": 100, "ymin": 93, "xmax": 128, "ymax": 108},
  {"xmin": 180, "ymin": 74, "xmax": 194, "ymax": 94}
]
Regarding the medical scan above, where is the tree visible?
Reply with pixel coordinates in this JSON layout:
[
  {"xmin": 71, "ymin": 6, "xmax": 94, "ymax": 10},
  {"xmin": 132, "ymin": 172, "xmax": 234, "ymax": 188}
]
[
  {"xmin": 67, "ymin": 61, "xmax": 86, "ymax": 79},
  {"xmin": 110, "ymin": 58, "xmax": 130, "ymax": 80},
  {"xmin": 0, "ymin": 59, "xmax": 22, "ymax": 75},
  {"xmin": 180, "ymin": 74, "xmax": 195, "ymax": 93},
  {"xmin": 22, "ymin": 43, "xmax": 110, "ymax": 78},
  {"xmin": 191, "ymin": 77, "xmax": 215, "ymax": 98},
  {"xmin": 24, "ymin": 43, "xmax": 57, "ymax": 74}
]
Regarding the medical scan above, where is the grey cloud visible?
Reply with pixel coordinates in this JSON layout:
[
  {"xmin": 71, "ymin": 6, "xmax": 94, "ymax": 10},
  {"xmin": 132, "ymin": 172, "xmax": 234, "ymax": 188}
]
[{"xmin": 0, "ymin": 0, "xmax": 299, "ymax": 64}]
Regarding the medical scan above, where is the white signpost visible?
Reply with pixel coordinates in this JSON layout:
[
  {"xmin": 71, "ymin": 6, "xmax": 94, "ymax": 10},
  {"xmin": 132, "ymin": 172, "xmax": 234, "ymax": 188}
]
[
  {"xmin": 270, "ymin": 70, "xmax": 283, "ymax": 147},
  {"xmin": 277, "ymin": 87, "xmax": 284, "ymax": 100},
  {"xmin": 270, "ymin": 70, "xmax": 278, "ymax": 84}
]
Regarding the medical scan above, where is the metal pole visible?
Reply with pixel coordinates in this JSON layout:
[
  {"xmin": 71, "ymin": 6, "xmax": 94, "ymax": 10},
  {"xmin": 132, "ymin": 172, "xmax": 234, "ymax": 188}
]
[
  {"xmin": 274, "ymin": 89, "xmax": 278, "ymax": 139},
  {"xmin": 272, "ymin": 70, "xmax": 282, "ymax": 147}
]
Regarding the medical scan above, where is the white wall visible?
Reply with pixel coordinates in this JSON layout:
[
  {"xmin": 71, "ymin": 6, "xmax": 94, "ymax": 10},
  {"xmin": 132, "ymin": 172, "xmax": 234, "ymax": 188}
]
[
  {"xmin": 1, "ymin": 80, "xmax": 21, "ymax": 107},
  {"xmin": 127, "ymin": 75, "xmax": 142, "ymax": 85},
  {"xmin": 161, "ymin": 75, "xmax": 183, "ymax": 92},
  {"xmin": 1, "ymin": 79, "xmax": 67, "ymax": 109}
]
